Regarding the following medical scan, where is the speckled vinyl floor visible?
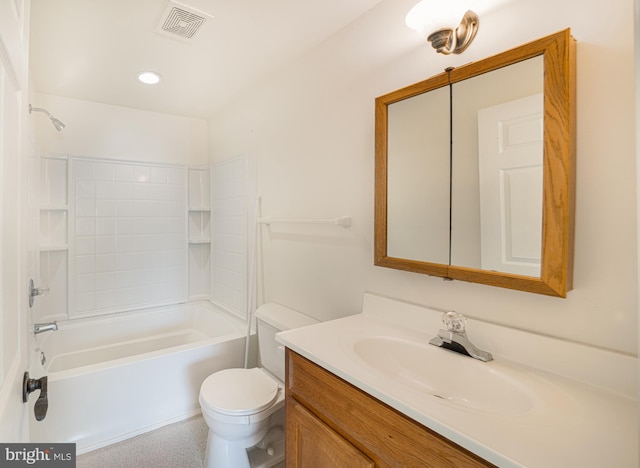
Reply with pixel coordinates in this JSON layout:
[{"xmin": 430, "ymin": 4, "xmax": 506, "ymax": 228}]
[{"xmin": 77, "ymin": 415, "xmax": 208, "ymax": 468}]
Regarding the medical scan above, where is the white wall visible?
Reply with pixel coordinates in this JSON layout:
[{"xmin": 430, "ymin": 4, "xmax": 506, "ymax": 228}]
[
  {"xmin": 209, "ymin": 0, "xmax": 638, "ymax": 356},
  {"xmin": 32, "ymin": 94, "xmax": 208, "ymax": 165}
]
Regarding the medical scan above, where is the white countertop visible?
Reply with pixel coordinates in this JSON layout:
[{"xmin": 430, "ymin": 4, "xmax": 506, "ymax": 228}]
[{"xmin": 276, "ymin": 293, "xmax": 638, "ymax": 468}]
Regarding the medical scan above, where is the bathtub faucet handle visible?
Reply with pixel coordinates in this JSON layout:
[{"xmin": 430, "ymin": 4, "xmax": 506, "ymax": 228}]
[{"xmin": 28, "ymin": 279, "xmax": 49, "ymax": 308}]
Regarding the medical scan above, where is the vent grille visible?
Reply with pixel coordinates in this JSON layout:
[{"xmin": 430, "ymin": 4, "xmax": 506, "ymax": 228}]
[
  {"xmin": 161, "ymin": 7, "xmax": 205, "ymax": 39},
  {"xmin": 155, "ymin": 1, "xmax": 214, "ymax": 41}
]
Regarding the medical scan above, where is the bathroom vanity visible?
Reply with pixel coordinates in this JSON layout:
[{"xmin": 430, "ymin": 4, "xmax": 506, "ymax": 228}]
[
  {"xmin": 286, "ymin": 350, "xmax": 493, "ymax": 467},
  {"xmin": 277, "ymin": 294, "xmax": 638, "ymax": 468}
]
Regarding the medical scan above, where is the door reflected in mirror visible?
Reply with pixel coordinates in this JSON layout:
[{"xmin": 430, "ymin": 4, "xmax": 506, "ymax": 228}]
[{"xmin": 451, "ymin": 56, "xmax": 544, "ymax": 276}]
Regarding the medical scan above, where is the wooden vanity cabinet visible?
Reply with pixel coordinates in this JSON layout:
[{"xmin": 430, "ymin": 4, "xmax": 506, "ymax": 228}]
[{"xmin": 285, "ymin": 350, "xmax": 495, "ymax": 468}]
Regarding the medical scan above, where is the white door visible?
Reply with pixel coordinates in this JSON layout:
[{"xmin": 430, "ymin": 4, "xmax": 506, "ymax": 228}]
[
  {"xmin": 478, "ymin": 94, "xmax": 543, "ymax": 277},
  {"xmin": 0, "ymin": 0, "xmax": 33, "ymax": 441}
]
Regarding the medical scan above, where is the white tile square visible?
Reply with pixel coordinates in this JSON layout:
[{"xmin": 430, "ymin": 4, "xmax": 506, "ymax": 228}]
[
  {"xmin": 75, "ymin": 180, "xmax": 95, "ymax": 199},
  {"xmin": 115, "ymin": 270, "xmax": 136, "ymax": 288},
  {"xmin": 116, "ymin": 218, "xmax": 134, "ymax": 235},
  {"xmin": 95, "ymin": 254, "xmax": 116, "ymax": 272},
  {"xmin": 95, "ymin": 290, "xmax": 116, "ymax": 309},
  {"xmin": 151, "ymin": 184, "xmax": 168, "ymax": 201},
  {"xmin": 76, "ymin": 292, "xmax": 95, "ymax": 312},
  {"xmin": 76, "ymin": 199, "xmax": 96, "ymax": 217},
  {"xmin": 134, "ymin": 218, "xmax": 153, "ymax": 234},
  {"xmin": 115, "ymin": 164, "xmax": 134, "ymax": 182},
  {"xmin": 95, "ymin": 236, "xmax": 116, "ymax": 254},
  {"xmin": 96, "ymin": 218, "xmax": 115, "ymax": 236},
  {"xmin": 150, "ymin": 167, "xmax": 167, "ymax": 184},
  {"xmin": 76, "ymin": 237, "xmax": 96, "ymax": 255},
  {"xmin": 76, "ymin": 273, "xmax": 95, "ymax": 293},
  {"xmin": 167, "ymin": 184, "xmax": 185, "ymax": 202},
  {"xmin": 95, "ymin": 163, "xmax": 116, "ymax": 181},
  {"xmin": 95, "ymin": 181, "xmax": 115, "ymax": 199},
  {"xmin": 96, "ymin": 200, "xmax": 116, "ymax": 217},
  {"xmin": 167, "ymin": 168, "xmax": 185, "ymax": 185},
  {"xmin": 133, "ymin": 200, "xmax": 152, "ymax": 217},
  {"xmin": 74, "ymin": 161, "xmax": 94, "ymax": 180},
  {"xmin": 116, "ymin": 253, "xmax": 138, "ymax": 271},
  {"xmin": 75, "ymin": 218, "xmax": 95, "ymax": 236},
  {"xmin": 134, "ymin": 165, "xmax": 150, "ymax": 183},
  {"xmin": 116, "ymin": 200, "xmax": 134, "ymax": 217},
  {"xmin": 76, "ymin": 255, "xmax": 95, "ymax": 274},
  {"xmin": 95, "ymin": 272, "xmax": 116, "ymax": 291},
  {"xmin": 134, "ymin": 183, "xmax": 151, "ymax": 200},
  {"xmin": 115, "ymin": 182, "xmax": 133, "ymax": 200},
  {"xmin": 116, "ymin": 235, "xmax": 135, "ymax": 252}
]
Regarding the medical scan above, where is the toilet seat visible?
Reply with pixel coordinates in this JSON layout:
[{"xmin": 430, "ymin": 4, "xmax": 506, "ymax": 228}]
[{"xmin": 200, "ymin": 368, "xmax": 279, "ymax": 416}]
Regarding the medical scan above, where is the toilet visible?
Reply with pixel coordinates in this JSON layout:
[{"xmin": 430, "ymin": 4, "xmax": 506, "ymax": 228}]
[{"xmin": 199, "ymin": 303, "xmax": 318, "ymax": 468}]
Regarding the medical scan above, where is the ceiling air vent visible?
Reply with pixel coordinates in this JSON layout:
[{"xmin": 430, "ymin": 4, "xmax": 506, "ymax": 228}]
[{"xmin": 155, "ymin": 1, "xmax": 214, "ymax": 41}]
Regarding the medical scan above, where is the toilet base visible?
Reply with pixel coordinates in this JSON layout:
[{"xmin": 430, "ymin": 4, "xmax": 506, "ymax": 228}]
[
  {"xmin": 203, "ymin": 423, "xmax": 285, "ymax": 468},
  {"xmin": 248, "ymin": 425, "xmax": 285, "ymax": 468},
  {"xmin": 204, "ymin": 431, "xmax": 253, "ymax": 468}
]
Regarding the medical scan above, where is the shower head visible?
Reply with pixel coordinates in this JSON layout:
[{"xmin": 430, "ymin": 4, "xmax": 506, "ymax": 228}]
[{"xmin": 29, "ymin": 105, "xmax": 66, "ymax": 132}]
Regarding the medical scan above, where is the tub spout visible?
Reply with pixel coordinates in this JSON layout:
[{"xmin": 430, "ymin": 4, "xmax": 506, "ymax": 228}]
[{"xmin": 34, "ymin": 322, "xmax": 58, "ymax": 335}]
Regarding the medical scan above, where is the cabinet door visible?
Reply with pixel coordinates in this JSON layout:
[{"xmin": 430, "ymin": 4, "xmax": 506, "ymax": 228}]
[{"xmin": 286, "ymin": 397, "xmax": 375, "ymax": 468}]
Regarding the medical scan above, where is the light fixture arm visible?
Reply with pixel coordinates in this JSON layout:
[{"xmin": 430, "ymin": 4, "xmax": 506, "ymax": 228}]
[{"xmin": 427, "ymin": 10, "xmax": 479, "ymax": 55}]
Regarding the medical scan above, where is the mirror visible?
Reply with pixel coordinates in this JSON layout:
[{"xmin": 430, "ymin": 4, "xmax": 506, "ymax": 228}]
[{"xmin": 375, "ymin": 29, "xmax": 575, "ymax": 297}]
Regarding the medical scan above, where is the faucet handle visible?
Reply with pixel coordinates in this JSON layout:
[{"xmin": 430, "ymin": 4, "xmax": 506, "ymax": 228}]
[
  {"xmin": 442, "ymin": 311, "xmax": 466, "ymax": 333},
  {"xmin": 28, "ymin": 279, "xmax": 49, "ymax": 308}
]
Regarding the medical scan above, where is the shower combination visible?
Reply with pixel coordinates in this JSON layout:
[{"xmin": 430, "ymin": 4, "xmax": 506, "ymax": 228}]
[{"xmin": 29, "ymin": 104, "xmax": 66, "ymax": 132}]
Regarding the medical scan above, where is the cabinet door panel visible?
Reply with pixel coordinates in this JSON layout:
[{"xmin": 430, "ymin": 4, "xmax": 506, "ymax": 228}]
[{"xmin": 287, "ymin": 397, "xmax": 375, "ymax": 468}]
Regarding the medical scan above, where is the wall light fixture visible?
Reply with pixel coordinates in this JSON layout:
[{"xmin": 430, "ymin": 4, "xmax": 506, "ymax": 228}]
[{"xmin": 405, "ymin": 0, "xmax": 479, "ymax": 55}]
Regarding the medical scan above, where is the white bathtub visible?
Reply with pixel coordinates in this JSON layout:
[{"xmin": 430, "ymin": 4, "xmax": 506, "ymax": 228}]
[{"xmin": 28, "ymin": 301, "xmax": 250, "ymax": 454}]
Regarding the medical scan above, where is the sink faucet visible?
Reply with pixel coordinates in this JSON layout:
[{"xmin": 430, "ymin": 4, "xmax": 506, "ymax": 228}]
[
  {"xmin": 34, "ymin": 322, "xmax": 58, "ymax": 335},
  {"xmin": 429, "ymin": 311, "xmax": 492, "ymax": 362}
]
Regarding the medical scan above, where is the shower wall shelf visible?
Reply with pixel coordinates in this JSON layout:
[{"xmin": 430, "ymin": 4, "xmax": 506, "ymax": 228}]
[
  {"xmin": 258, "ymin": 216, "xmax": 352, "ymax": 228},
  {"xmin": 187, "ymin": 168, "xmax": 211, "ymax": 301},
  {"xmin": 39, "ymin": 155, "xmax": 70, "ymax": 321},
  {"xmin": 189, "ymin": 238, "xmax": 211, "ymax": 244},
  {"xmin": 40, "ymin": 244, "xmax": 69, "ymax": 252}
]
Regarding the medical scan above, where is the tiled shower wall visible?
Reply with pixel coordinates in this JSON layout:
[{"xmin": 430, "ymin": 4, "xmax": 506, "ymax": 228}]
[
  {"xmin": 38, "ymin": 156, "xmax": 224, "ymax": 321},
  {"xmin": 71, "ymin": 159, "xmax": 187, "ymax": 315}
]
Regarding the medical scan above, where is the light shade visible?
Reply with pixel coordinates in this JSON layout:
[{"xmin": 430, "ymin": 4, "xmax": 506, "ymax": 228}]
[
  {"xmin": 137, "ymin": 71, "xmax": 162, "ymax": 85},
  {"xmin": 405, "ymin": 0, "xmax": 479, "ymax": 55},
  {"xmin": 406, "ymin": 0, "xmax": 472, "ymax": 36}
]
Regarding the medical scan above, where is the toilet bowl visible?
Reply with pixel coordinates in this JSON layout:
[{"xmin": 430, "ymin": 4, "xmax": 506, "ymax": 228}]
[{"xmin": 199, "ymin": 303, "xmax": 317, "ymax": 468}]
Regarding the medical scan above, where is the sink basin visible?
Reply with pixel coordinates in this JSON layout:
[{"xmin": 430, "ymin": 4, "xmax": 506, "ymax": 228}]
[{"xmin": 351, "ymin": 336, "xmax": 538, "ymax": 416}]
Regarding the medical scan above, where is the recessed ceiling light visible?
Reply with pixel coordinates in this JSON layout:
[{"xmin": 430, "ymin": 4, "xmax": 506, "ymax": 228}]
[{"xmin": 137, "ymin": 71, "xmax": 161, "ymax": 85}]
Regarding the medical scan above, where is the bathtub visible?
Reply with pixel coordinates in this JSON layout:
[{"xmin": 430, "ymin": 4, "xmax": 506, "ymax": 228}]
[{"xmin": 28, "ymin": 301, "xmax": 251, "ymax": 454}]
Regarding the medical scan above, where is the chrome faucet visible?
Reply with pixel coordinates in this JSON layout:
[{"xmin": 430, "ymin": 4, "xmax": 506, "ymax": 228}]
[
  {"xmin": 34, "ymin": 322, "xmax": 58, "ymax": 335},
  {"xmin": 429, "ymin": 311, "xmax": 493, "ymax": 362}
]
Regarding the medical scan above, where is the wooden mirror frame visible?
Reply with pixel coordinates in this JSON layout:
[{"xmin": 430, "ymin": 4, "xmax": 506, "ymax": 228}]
[{"xmin": 375, "ymin": 29, "xmax": 576, "ymax": 297}]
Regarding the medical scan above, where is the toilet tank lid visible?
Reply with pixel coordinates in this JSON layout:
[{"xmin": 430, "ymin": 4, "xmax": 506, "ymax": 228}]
[{"xmin": 255, "ymin": 303, "xmax": 318, "ymax": 331}]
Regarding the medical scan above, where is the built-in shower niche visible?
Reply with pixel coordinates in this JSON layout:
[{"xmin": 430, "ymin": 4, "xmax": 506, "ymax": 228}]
[
  {"xmin": 188, "ymin": 168, "xmax": 211, "ymax": 300},
  {"xmin": 38, "ymin": 155, "xmax": 69, "ymax": 320}
]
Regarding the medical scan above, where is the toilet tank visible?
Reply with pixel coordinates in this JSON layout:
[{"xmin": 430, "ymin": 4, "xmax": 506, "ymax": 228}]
[{"xmin": 255, "ymin": 303, "xmax": 318, "ymax": 382}]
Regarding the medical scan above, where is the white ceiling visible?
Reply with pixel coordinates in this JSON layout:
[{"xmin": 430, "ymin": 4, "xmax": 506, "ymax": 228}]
[{"xmin": 29, "ymin": 0, "xmax": 388, "ymax": 119}]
